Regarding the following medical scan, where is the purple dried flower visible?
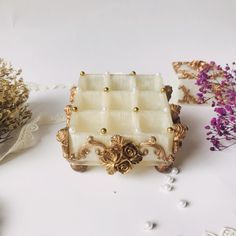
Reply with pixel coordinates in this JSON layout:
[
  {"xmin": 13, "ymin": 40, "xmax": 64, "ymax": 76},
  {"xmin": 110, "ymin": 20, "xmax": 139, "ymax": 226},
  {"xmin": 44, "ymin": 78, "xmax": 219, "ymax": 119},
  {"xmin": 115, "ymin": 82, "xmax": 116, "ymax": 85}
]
[{"xmin": 196, "ymin": 62, "xmax": 236, "ymax": 151}]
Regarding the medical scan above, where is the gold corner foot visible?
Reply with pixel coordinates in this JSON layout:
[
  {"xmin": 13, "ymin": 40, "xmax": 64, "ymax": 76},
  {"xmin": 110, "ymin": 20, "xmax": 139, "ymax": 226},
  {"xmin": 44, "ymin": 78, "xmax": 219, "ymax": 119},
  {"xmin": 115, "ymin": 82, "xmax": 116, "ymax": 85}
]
[
  {"xmin": 70, "ymin": 164, "xmax": 88, "ymax": 172},
  {"xmin": 155, "ymin": 164, "xmax": 173, "ymax": 173}
]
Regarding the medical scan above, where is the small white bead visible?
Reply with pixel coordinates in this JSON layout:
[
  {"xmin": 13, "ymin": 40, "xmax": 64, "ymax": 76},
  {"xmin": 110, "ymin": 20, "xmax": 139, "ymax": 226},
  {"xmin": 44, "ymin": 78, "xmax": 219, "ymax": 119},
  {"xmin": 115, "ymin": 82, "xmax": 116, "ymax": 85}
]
[
  {"xmin": 171, "ymin": 167, "xmax": 179, "ymax": 175},
  {"xmin": 165, "ymin": 175, "xmax": 175, "ymax": 183},
  {"xmin": 161, "ymin": 184, "xmax": 173, "ymax": 192},
  {"xmin": 163, "ymin": 107, "xmax": 168, "ymax": 112},
  {"xmin": 144, "ymin": 221, "xmax": 154, "ymax": 230},
  {"xmin": 178, "ymin": 200, "xmax": 189, "ymax": 208}
]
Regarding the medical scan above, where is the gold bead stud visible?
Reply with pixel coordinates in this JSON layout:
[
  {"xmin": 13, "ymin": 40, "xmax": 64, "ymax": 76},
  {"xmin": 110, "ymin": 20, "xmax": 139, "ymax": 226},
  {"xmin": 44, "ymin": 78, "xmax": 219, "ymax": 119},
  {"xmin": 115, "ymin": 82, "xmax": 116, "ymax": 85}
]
[
  {"xmin": 161, "ymin": 87, "xmax": 166, "ymax": 93},
  {"xmin": 133, "ymin": 107, "xmax": 139, "ymax": 112},
  {"xmin": 104, "ymin": 87, "xmax": 109, "ymax": 92},
  {"xmin": 80, "ymin": 71, "xmax": 85, "ymax": 76},
  {"xmin": 167, "ymin": 127, "xmax": 174, "ymax": 133},
  {"xmin": 72, "ymin": 106, "xmax": 78, "ymax": 112},
  {"xmin": 130, "ymin": 71, "xmax": 136, "ymax": 75},
  {"xmin": 100, "ymin": 128, "xmax": 107, "ymax": 134},
  {"xmin": 150, "ymin": 136, "xmax": 157, "ymax": 143}
]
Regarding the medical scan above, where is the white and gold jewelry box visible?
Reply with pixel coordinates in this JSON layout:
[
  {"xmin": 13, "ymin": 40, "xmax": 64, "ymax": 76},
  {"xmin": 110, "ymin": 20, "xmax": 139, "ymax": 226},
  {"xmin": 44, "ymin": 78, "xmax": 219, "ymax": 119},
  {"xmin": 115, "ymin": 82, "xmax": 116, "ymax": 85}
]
[{"xmin": 57, "ymin": 72, "xmax": 188, "ymax": 175}]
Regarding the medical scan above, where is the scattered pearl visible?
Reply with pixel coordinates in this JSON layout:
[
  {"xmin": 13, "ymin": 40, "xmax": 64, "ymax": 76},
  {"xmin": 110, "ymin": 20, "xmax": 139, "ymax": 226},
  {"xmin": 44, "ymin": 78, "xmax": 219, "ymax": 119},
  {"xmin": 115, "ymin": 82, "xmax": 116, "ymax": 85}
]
[
  {"xmin": 144, "ymin": 221, "xmax": 155, "ymax": 230},
  {"xmin": 171, "ymin": 167, "xmax": 179, "ymax": 175},
  {"xmin": 165, "ymin": 175, "xmax": 175, "ymax": 183},
  {"xmin": 161, "ymin": 184, "xmax": 173, "ymax": 192},
  {"xmin": 178, "ymin": 200, "xmax": 189, "ymax": 208}
]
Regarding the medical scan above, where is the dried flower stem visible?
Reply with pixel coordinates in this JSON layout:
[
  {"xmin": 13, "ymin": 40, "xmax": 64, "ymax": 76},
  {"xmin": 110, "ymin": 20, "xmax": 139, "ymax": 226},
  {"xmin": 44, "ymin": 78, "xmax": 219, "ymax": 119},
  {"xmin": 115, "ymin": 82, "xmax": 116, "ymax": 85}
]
[
  {"xmin": 196, "ymin": 61, "xmax": 236, "ymax": 151},
  {"xmin": 0, "ymin": 58, "xmax": 32, "ymax": 144}
]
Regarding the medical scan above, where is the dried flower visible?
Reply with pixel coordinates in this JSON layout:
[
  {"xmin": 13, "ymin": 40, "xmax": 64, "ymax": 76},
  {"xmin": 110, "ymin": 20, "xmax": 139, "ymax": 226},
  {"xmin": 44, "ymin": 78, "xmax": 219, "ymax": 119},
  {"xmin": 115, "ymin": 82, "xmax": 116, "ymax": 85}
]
[
  {"xmin": 196, "ymin": 62, "xmax": 236, "ymax": 151},
  {"xmin": 0, "ymin": 58, "xmax": 31, "ymax": 143}
]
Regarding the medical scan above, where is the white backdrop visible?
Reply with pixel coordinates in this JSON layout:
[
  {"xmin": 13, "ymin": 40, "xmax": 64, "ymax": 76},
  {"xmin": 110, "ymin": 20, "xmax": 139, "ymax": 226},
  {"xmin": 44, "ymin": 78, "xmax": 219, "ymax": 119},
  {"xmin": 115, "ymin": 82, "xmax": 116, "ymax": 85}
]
[
  {"xmin": 1, "ymin": 0, "xmax": 236, "ymax": 84},
  {"xmin": 1, "ymin": 1, "xmax": 236, "ymax": 236}
]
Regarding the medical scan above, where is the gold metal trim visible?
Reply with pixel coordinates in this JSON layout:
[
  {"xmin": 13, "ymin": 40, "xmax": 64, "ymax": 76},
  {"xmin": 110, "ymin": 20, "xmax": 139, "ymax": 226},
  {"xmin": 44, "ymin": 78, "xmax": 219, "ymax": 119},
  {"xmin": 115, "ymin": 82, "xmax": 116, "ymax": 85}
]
[
  {"xmin": 170, "ymin": 104, "xmax": 181, "ymax": 124},
  {"xmin": 70, "ymin": 86, "xmax": 77, "ymax": 103},
  {"xmin": 169, "ymin": 103, "xmax": 188, "ymax": 154},
  {"xmin": 64, "ymin": 105, "xmax": 72, "ymax": 127},
  {"xmin": 57, "ymin": 134, "xmax": 175, "ymax": 175},
  {"xmin": 178, "ymin": 85, "xmax": 198, "ymax": 104},
  {"xmin": 172, "ymin": 123, "xmax": 188, "ymax": 154},
  {"xmin": 172, "ymin": 61, "xmax": 207, "ymax": 80},
  {"xmin": 161, "ymin": 85, "xmax": 173, "ymax": 101}
]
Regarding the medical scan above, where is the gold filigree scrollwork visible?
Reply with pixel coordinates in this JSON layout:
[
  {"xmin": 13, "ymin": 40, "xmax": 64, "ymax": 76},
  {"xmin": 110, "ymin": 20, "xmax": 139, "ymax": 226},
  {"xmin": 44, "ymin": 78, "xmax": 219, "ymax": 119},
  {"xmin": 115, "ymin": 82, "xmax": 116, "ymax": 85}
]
[
  {"xmin": 64, "ymin": 105, "xmax": 72, "ymax": 127},
  {"xmin": 140, "ymin": 136, "xmax": 174, "ymax": 172},
  {"xmin": 173, "ymin": 61, "xmax": 225, "ymax": 104},
  {"xmin": 172, "ymin": 60, "xmax": 207, "ymax": 80},
  {"xmin": 56, "ymin": 127, "xmax": 69, "ymax": 158},
  {"xmin": 172, "ymin": 123, "xmax": 188, "ymax": 154},
  {"xmin": 170, "ymin": 104, "xmax": 181, "ymax": 124},
  {"xmin": 70, "ymin": 86, "xmax": 77, "ymax": 103},
  {"xmin": 164, "ymin": 85, "xmax": 173, "ymax": 101},
  {"xmin": 89, "ymin": 135, "xmax": 143, "ymax": 175},
  {"xmin": 64, "ymin": 135, "xmax": 174, "ymax": 175},
  {"xmin": 178, "ymin": 85, "xmax": 198, "ymax": 104}
]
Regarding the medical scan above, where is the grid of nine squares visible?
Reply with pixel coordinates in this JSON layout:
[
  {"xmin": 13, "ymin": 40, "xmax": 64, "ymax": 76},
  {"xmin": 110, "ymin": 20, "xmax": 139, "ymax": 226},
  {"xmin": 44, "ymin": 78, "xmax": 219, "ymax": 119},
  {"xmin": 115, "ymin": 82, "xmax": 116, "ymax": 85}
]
[{"xmin": 73, "ymin": 72, "xmax": 172, "ymax": 136}]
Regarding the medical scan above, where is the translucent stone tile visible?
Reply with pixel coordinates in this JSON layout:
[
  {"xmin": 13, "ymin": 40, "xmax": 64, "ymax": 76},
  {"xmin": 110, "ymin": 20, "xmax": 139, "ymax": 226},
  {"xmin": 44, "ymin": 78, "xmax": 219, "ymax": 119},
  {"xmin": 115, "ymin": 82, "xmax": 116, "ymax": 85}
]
[
  {"xmin": 109, "ymin": 74, "xmax": 132, "ymax": 91},
  {"xmin": 139, "ymin": 111, "xmax": 170, "ymax": 133},
  {"xmin": 78, "ymin": 74, "xmax": 105, "ymax": 91},
  {"xmin": 77, "ymin": 91, "xmax": 103, "ymax": 110},
  {"xmin": 108, "ymin": 91, "xmax": 132, "ymax": 110},
  {"xmin": 138, "ymin": 91, "xmax": 164, "ymax": 110},
  {"xmin": 107, "ymin": 111, "xmax": 135, "ymax": 135},
  {"xmin": 70, "ymin": 111, "xmax": 105, "ymax": 134},
  {"xmin": 135, "ymin": 74, "xmax": 162, "ymax": 90}
]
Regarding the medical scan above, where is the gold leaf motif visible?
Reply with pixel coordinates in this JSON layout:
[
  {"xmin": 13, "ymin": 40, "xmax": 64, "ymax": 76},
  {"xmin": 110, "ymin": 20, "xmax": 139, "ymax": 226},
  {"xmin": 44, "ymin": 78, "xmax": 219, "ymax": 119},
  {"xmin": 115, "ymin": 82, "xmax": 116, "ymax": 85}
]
[{"xmin": 172, "ymin": 123, "xmax": 188, "ymax": 154}]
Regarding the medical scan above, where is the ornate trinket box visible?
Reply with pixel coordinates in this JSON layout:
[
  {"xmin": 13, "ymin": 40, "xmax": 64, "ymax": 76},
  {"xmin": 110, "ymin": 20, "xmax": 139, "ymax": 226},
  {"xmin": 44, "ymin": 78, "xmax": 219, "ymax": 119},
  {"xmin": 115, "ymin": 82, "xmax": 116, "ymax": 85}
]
[{"xmin": 57, "ymin": 72, "xmax": 187, "ymax": 174}]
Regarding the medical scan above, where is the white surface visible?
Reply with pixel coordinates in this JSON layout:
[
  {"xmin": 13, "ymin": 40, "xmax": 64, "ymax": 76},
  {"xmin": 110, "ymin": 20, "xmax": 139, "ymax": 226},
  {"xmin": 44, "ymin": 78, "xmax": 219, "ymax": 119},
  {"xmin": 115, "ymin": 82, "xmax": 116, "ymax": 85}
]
[
  {"xmin": 1, "ymin": 1, "xmax": 236, "ymax": 235},
  {"xmin": 1, "ymin": 83, "xmax": 236, "ymax": 236}
]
